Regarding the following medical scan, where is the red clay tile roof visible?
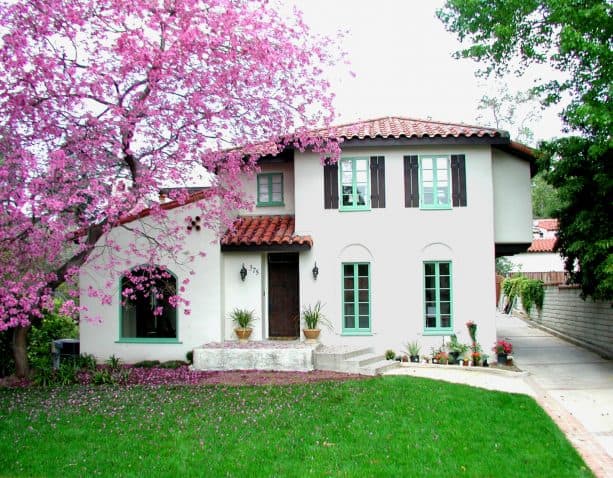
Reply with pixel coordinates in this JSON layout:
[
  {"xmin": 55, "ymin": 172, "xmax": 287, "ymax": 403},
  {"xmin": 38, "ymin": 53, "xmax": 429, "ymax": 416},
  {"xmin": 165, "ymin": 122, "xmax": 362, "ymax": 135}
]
[
  {"xmin": 221, "ymin": 215, "xmax": 312, "ymax": 248},
  {"xmin": 320, "ymin": 116, "xmax": 505, "ymax": 140},
  {"xmin": 535, "ymin": 219, "xmax": 559, "ymax": 231},
  {"xmin": 528, "ymin": 238, "xmax": 558, "ymax": 253}
]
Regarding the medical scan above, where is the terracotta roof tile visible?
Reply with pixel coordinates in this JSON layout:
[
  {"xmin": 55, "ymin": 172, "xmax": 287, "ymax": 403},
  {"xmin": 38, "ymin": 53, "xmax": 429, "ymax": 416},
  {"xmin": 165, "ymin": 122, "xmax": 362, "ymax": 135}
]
[
  {"xmin": 319, "ymin": 116, "xmax": 505, "ymax": 141},
  {"xmin": 535, "ymin": 219, "xmax": 559, "ymax": 231},
  {"xmin": 528, "ymin": 238, "xmax": 558, "ymax": 253},
  {"xmin": 221, "ymin": 215, "xmax": 312, "ymax": 248}
]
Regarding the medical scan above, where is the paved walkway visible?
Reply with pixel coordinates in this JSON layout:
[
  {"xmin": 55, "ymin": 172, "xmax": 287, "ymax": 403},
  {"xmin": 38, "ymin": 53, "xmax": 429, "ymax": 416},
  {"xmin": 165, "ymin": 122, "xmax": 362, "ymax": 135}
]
[
  {"xmin": 497, "ymin": 311, "xmax": 613, "ymax": 478},
  {"xmin": 385, "ymin": 311, "xmax": 613, "ymax": 477}
]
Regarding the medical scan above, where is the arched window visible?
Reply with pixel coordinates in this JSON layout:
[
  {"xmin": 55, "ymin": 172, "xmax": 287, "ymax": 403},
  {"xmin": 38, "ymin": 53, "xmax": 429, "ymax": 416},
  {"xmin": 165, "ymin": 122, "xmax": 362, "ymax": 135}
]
[{"xmin": 120, "ymin": 265, "xmax": 177, "ymax": 340}]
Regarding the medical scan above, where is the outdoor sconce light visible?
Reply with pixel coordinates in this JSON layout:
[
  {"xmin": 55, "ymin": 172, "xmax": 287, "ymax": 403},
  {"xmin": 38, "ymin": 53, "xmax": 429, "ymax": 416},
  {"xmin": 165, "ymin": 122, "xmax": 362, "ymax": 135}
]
[
  {"xmin": 240, "ymin": 263, "xmax": 247, "ymax": 282},
  {"xmin": 312, "ymin": 262, "xmax": 319, "ymax": 280}
]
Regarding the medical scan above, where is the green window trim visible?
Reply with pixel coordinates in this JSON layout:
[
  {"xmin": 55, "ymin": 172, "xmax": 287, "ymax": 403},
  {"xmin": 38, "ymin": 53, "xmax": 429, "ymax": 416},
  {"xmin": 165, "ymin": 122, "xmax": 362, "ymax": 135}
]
[
  {"xmin": 419, "ymin": 155, "xmax": 451, "ymax": 210},
  {"xmin": 342, "ymin": 262, "xmax": 371, "ymax": 334},
  {"xmin": 423, "ymin": 261, "xmax": 453, "ymax": 334},
  {"xmin": 119, "ymin": 266, "xmax": 179, "ymax": 342},
  {"xmin": 339, "ymin": 157, "xmax": 370, "ymax": 211},
  {"xmin": 257, "ymin": 172, "xmax": 284, "ymax": 207},
  {"xmin": 116, "ymin": 338, "xmax": 182, "ymax": 344}
]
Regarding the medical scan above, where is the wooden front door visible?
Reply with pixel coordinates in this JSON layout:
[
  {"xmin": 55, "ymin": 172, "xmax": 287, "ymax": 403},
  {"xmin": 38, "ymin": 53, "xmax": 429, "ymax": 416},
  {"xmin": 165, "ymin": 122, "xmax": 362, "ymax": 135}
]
[{"xmin": 268, "ymin": 253, "xmax": 300, "ymax": 338}]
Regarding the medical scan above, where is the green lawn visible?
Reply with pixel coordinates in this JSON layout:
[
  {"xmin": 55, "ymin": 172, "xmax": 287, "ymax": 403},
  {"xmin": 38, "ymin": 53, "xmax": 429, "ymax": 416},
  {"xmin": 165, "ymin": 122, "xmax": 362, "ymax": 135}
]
[{"xmin": 0, "ymin": 376, "xmax": 591, "ymax": 477}]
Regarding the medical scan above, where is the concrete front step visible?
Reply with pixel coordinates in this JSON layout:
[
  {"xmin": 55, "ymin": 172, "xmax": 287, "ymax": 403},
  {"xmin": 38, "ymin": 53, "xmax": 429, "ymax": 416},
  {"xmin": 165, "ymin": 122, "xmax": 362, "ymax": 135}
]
[{"xmin": 314, "ymin": 345, "xmax": 399, "ymax": 375}]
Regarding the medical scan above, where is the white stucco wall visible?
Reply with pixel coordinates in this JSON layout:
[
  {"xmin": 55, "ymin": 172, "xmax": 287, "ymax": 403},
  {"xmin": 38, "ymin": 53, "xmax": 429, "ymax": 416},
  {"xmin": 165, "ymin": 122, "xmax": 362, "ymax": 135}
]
[
  {"xmin": 295, "ymin": 145, "xmax": 499, "ymax": 356},
  {"xmin": 79, "ymin": 203, "xmax": 222, "ymax": 363},
  {"xmin": 492, "ymin": 150, "xmax": 533, "ymax": 245}
]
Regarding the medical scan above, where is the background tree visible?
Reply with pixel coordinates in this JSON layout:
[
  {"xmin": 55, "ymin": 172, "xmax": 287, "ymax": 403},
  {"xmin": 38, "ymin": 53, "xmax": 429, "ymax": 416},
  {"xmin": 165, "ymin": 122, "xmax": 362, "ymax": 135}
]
[
  {"xmin": 0, "ymin": 0, "xmax": 340, "ymax": 377},
  {"xmin": 439, "ymin": 0, "xmax": 612, "ymax": 300}
]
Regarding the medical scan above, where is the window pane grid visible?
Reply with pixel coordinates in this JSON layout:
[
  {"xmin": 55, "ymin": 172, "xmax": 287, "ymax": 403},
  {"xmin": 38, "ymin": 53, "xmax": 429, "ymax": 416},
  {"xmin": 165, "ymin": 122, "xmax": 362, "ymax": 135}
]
[
  {"xmin": 423, "ymin": 261, "xmax": 452, "ymax": 333},
  {"xmin": 257, "ymin": 173, "xmax": 283, "ymax": 206},
  {"xmin": 339, "ymin": 158, "xmax": 370, "ymax": 210},
  {"xmin": 420, "ymin": 156, "xmax": 451, "ymax": 208},
  {"xmin": 343, "ymin": 263, "xmax": 370, "ymax": 333}
]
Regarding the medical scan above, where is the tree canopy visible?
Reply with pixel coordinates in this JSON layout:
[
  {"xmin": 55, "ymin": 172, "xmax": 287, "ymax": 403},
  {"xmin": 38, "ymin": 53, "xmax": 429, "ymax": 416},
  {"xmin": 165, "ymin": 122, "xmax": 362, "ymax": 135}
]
[
  {"xmin": 0, "ymin": 0, "xmax": 340, "ymax": 375},
  {"xmin": 439, "ymin": 0, "xmax": 612, "ymax": 300}
]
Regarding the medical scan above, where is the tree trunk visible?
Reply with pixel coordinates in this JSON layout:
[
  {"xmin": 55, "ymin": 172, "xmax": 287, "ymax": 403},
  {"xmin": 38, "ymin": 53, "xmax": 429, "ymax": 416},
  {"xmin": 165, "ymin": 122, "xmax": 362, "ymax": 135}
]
[{"xmin": 13, "ymin": 325, "xmax": 31, "ymax": 378}]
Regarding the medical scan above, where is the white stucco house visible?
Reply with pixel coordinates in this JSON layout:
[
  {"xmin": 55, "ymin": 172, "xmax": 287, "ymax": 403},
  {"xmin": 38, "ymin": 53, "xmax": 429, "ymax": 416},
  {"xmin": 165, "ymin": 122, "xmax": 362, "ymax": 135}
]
[
  {"xmin": 508, "ymin": 219, "xmax": 565, "ymax": 273},
  {"xmin": 79, "ymin": 116, "xmax": 534, "ymax": 363}
]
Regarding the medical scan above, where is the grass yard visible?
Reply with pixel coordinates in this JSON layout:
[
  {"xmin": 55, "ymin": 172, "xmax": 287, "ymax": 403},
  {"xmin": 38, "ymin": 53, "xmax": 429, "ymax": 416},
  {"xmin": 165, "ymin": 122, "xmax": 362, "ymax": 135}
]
[{"xmin": 0, "ymin": 376, "xmax": 591, "ymax": 477}]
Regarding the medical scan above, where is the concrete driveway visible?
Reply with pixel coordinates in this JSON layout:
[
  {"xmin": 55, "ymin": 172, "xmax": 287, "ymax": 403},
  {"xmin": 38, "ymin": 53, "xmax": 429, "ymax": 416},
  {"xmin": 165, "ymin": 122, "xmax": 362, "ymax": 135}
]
[{"xmin": 497, "ymin": 311, "xmax": 613, "ymax": 477}]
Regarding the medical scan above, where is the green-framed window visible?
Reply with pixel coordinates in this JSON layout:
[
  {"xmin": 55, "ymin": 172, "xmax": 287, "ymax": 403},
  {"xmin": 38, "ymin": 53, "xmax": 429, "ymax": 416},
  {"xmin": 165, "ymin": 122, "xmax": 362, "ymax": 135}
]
[
  {"xmin": 342, "ymin": 263, "xmax": 371, "ymax": 334},
  {"xmin": 257, "ymin": 173, "xmax": 284, "ymax": 206},
  {"xmin": 423, "ymin": 261, "xmax": 453, "ymax": 334},
  {"xmin": 119, "ymin": 266, "xmax": 179, "ymax": 343},
  {"xmin": 420, "ymin": 156, "xmax": 451, "ymax": 209},
  {"xmin": 339, "ymin": 157, "xmax": 370, "ymax": 211}
]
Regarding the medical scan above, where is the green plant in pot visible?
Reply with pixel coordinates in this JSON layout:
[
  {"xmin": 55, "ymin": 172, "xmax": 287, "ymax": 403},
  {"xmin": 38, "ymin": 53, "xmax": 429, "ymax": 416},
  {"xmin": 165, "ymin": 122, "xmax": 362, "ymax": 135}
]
[
  {"xmin": 448, "ymin": 334, "xmax": 469, "ymax": 364},
  {"xmin": 229, "ymin": 308, "xmax": 256, "ymax": 341},
  {"xmin": 301, "ymin": 301, "xmax": 330, "ymax": 341},
  {"xmin": 407, "ymin": 340, "xmax": 421, "ymax": 363}
]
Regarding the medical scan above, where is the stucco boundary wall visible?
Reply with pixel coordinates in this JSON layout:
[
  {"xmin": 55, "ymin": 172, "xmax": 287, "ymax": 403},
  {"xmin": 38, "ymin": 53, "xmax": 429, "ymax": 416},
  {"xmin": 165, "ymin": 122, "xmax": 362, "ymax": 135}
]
[{"xmin": 504, "ymin": 284, "xmax": 613, "ymax": 359}]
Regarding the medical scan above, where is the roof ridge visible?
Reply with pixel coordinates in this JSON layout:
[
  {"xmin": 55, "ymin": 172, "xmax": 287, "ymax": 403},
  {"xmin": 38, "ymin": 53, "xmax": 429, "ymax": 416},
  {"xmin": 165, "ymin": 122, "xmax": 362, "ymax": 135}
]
[{"xmin": 325, "ymin": 115, "xmax": 504, "ymax": 134}]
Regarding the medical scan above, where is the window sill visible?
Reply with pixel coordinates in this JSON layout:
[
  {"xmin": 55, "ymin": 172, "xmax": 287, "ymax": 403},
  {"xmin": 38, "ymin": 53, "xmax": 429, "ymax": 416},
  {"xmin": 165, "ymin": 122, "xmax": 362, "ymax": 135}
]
[
  {"xmin": 422, "ymin": 330, "xmax": 453, "ymax": 336},
  {"xmin": 338, "ymin": 207, "xmax": 371, "ymax": 212},
  {"xmin": 116, "ymin": 338, "xmax": 182, "ymax": 344},
  {"xmin": 257, "ymin": 202, "xmax": 285, "ymax": 207},
  {"xmin": 341, "ymin": 331, "xmax": 372, "ymax": 336},
  {"xmin": 419, "ymin": 206, "xmax": 452, "ymax": 211}
]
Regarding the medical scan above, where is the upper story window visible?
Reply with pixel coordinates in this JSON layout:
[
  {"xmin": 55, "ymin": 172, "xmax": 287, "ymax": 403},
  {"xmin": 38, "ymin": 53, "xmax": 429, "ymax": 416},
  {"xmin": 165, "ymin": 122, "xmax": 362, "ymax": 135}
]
[
  {"xmin": 323, "ymin": 156, "xmax": 385, "ymax": 210},
  {"xmin": 420, "ymin": 155, "xmax": 450, "ymax": 209},
  {"xmin": 404, "ymin": 154, "xmax": 467, "ymax": 208},
  {"xmin": 257, "ymin": 173, "xmax": 284, "ymax": 207},
  {"xmin": 340, "ymin": 157, "xmax": 369, "ymax": 210}
]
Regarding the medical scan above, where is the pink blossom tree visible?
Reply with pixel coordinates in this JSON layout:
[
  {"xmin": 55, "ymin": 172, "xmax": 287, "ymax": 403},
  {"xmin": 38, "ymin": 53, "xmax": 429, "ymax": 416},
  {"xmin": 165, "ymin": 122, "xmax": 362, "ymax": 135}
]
[{"xmin": 0, "ymin": 0, "xmax": 340, "ymax": 377}]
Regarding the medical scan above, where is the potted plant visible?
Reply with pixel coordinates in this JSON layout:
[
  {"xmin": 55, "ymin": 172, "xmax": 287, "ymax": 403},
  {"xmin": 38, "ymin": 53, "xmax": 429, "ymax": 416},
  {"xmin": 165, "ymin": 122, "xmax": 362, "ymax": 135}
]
[
  {"xmin": 448, "ymin": 334, "xmax": 468, "ymax": 364},
  {"xmin": 385, "ymin": 349, "xmax": 396, "ymax": 360},
  {"xmin": 229, "ymin": 308, "xmax": 256, "ymax": 342},
  {"xmin": 407, "ymin": 340, "xmax": 421, "ymax": 363},
  {"xmin": 493, "ymin": 340, "xmax": 513, "ymax": 364},
  {"xmin": 301, "ymin": 301, "xmax": 330, "ymax": 341},
  {"xmin": 481, "ymin": 353, "xmax": 489, "ymax": 367}
]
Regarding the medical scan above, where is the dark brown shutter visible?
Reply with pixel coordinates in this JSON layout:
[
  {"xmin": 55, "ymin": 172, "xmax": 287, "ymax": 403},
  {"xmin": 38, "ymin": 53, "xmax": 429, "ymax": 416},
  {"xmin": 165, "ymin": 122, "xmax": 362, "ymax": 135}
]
[
  {"xmin": 451, "ymin": 154, "xmax": 467, "ymax": 207},
  {"xmin": 323, "ymin": 163, "xmax": 338, "ymax": 209},
  {"xmin": 403, "ymin": 155, "xmax": 419, "ymax": 207},
  {"xmin": 370, "ymin": 156, "xmax": 385, "ymax": 208}
]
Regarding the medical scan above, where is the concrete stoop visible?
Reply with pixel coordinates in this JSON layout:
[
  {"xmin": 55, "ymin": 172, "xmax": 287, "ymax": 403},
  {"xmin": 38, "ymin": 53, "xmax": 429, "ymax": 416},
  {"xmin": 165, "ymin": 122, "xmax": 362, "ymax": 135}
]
[{"xmin": 314, "ymin": 345, "xmax": 400, "ymax": 376}]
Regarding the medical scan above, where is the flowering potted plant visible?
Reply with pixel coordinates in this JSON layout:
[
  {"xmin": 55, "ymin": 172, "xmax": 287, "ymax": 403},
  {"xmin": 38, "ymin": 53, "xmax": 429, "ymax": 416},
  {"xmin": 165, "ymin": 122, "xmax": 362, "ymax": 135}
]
[{"xmin": 493, "ymin": 340, "xmax": 513, "ymax": 364}]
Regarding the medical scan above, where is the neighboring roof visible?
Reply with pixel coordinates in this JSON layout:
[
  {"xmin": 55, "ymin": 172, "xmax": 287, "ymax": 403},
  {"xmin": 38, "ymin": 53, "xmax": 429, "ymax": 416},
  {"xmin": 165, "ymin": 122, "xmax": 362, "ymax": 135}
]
[
  {"xmin": 535, "ymin": 219, "xmax": 559, "ymax": 231},
  {"xmin": 320, "ymin": 116, "xmax": 506, "ymax": 141},
  {"xmin": 528, "ymin": 238, "xmax": 558, "ymax": 253},
  {"xmin": 220, "ymin": 215, "xmax": 312, "ymax": 251}
]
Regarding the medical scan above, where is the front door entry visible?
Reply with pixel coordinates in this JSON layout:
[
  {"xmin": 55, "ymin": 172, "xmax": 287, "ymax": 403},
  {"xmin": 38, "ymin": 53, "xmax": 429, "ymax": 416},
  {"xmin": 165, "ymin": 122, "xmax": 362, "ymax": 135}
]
[{"xmin": 268, "ymin": 253, "xmax": 299, "ymax": 338}]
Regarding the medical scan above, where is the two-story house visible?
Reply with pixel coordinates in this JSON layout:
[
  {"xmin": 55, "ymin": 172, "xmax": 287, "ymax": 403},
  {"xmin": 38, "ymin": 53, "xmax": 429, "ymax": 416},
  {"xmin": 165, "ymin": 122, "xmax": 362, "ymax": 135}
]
[{"xmin": 79, "ymin": 116, "xmax": 534, "ymax": 363}]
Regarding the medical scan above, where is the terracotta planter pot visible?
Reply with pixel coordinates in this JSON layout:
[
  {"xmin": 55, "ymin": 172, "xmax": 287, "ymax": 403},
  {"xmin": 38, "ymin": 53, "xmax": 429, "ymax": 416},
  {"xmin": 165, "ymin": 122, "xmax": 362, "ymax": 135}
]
[
  {"xmin": 235, "ymin": 327, "xmax": 252, "ymax": 342},
  {"xmin": 303, "ymin": 328, "xmax": 321, "ymax": 341}
]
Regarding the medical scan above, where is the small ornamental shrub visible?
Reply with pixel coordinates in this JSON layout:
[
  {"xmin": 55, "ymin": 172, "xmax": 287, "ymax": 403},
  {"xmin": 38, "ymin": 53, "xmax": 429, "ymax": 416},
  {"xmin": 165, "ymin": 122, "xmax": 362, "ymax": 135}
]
[
  {"xmin": 78, "ymin": 354, "xmax": 97, "ymax": 371},
  {"xmin": 384, "ymin": 349, "xmax": 396, "ymax": 360},
  {"xmin": 133, "ymin": 360, "xmax": 161, "ymax": 368},
  {"xmin": 28, "ymin": 301, "xmax": 78, "ymax": 364},
  {"xmin": 185, "ymin": 350, "xmax": 194, "ymax": 364},
  {"xmin": 106, "ymin": 355, "xmax": 122, "ymax": 371},
  {"xmin": 159, "ymin": 360, "xmax": 188, "ymax": 369}
]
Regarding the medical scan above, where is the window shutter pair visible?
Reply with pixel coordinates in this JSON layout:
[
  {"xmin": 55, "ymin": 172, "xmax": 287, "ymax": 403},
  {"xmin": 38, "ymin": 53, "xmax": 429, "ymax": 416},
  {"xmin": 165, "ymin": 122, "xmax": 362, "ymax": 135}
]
[
  {"xmin": 323, "ymin": 156, "xmax": 386, "ymax": 209},
  {"xmin": 403, "ymin": 154, "xmax": 467, "ymax": 208}
]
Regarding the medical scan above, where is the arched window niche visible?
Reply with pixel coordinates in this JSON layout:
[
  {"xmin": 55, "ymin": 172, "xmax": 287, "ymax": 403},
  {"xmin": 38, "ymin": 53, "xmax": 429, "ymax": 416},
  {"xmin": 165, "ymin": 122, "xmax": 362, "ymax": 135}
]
[{"xmin": 119, "ymin": 265, "xmax": 179, "ymax": 342}]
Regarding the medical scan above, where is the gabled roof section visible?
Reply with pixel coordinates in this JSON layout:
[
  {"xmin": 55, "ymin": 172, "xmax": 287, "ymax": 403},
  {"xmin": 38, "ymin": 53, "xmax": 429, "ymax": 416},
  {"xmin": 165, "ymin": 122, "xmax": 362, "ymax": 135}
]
[
  {"xmin": 528, "ymin": 238, "xmax": 558, "ymax": 253},
  {"xmin": 320, "ymin": 116, "xmax": 506, "ymax": 141},
  {"xmin": 220, "ymin": 215, "xmax": 312, "ymax": 251}
]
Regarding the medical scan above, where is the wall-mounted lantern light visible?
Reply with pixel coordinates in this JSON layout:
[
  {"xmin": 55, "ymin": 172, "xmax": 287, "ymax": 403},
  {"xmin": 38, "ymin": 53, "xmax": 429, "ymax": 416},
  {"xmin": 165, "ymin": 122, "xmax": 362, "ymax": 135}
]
[
  {"xmin": 312, "ymin": 262, "xmax": 319, "ymax": 280},
  {"xmin": 240, "ymin": 263, "xmax": 247, "ymax": 282}
]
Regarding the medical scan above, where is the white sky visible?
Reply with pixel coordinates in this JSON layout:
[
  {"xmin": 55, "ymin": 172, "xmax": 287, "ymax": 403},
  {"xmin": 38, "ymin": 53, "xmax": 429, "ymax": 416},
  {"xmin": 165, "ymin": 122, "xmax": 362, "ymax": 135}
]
[{"xmin": 289, "ymin": 0, "xmax": 566, "ymax": 145}]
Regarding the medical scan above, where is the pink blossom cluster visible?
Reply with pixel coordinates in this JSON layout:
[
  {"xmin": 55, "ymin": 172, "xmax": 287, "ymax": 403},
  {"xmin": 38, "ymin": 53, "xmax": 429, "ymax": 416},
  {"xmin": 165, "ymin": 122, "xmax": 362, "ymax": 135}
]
[{"xmin": 0, "ymin": 0, "xmax": 342, "ymax": 331}]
